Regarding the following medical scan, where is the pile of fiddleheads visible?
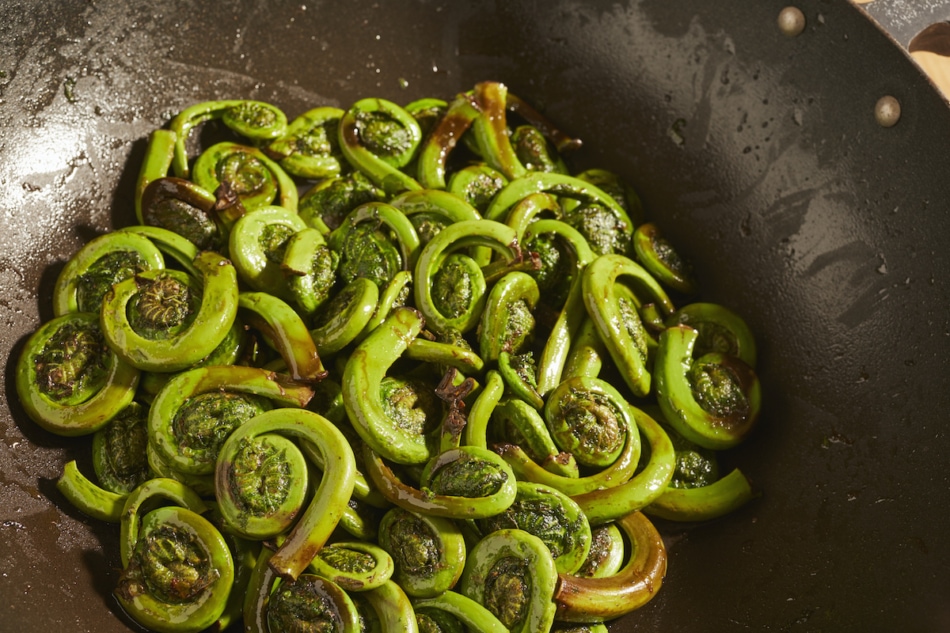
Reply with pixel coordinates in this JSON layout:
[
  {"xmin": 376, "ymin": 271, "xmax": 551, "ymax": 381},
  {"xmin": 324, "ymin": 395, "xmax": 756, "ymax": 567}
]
[{"xmin": 16, "ymin": 82, "xmax": 762, "ymax": 632}]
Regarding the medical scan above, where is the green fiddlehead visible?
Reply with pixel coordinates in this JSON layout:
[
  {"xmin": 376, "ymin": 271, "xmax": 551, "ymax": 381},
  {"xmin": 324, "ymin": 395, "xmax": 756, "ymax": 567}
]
[
  {"xmin": 378, "ymin": 507, "xmax": 466, "ymax": 598},
  {"xmin": 192, "ymin": 141, "xmax": 298, "ymax": 212},
  {"xmin": 265, "ymin": 106, "xmax": 345, "ymax": 179},
  {"xmin": 654, "ymin": 324, "xmax": 761, "ymax": 450},
  {"xmin": 458, "ymin": 528, "xmax": 558, "ymax": 633},
  {"xmin": 238, "ymin": 291, "xmax": 328, "ymax": 383},
  {"xmin": 412, "ymin": 590, "xmax": 510, "ymax": 633},
  {"xmin": 266, "ymin": 574, "xmax": 361, "ymax": 632},
  {"xmin": 470, "ymin": 81, "xmax": 527, "ymax": 181},
  {"xmin": 339, "ymin": 97, "xmax": 423, "ymax": 195},
  {"xmin": 571, "ymin": 408, "xmax": 676, "ymax": 525},
  {"xmin": 632, "ymin": 222, "xmax": 697, "ymax": 295},
  {"xmin": 215, "ymin": 408, "xmax": 356, "ymax": 580},
  {"xmin": 342, "ymin": 307, "xmax": 435, "ymax": 465},
  {"xmin": 543, "ymin": 376, "xmax": 630, "ymax": 469},
  {"xmin": 416, "ymin": 91, "xmax": 481, "ymax": 190},
  {"xmin": 52, "ymin": 230, "xmax": 164, "ymax": 317},
  {"xmin": 553, "ymin": 511, "xmax": 667, "ymax": 622},
  {"xmin": 476, "ymin": 481, "xmax": 592, "ymax": 575},
  {"xmin": 575, "ymin": 523, "xmax": 625, "ymax": 579},
  {"xmin": 307, "ymin": 541, "xmax": 395, "ymax": 592},
  {"xmin": 581, "ymin": 253, "xmax": 674, "ymax": 397},
  {"xmin": 92, "ymin": 400, "xmax": 151, "ymax": 493},
  {"xmin": 16, "ymin": 311, "xmax": 139, "ymax": 436},
  {"xmin": 100, "ymin": 251, "xmax": 239, "ymax": 373},
  {"xmin": 116, "ymin": 503, "xmax": 234, "ymax": 633},
  {"xmin": 297, "ymin": 171, "xmax": 385, "ymax": 233},
  {"xmin": 447, "ymin": 164, "xmax": 508, "ymax": 212},
  {"xmin": 134, "ymin": 128, "xmax": 177, "ymax": 224},
  {"xmin": 280, "ymin": 226, "xmax": 339, "ymax": 318},
  {"xmin": 327, "ymin": 201, "xmax": 421, "ymax": 288},
  {"xmin": 665, "ymin": 302, "xmax": 758, "ymax": 368},
  {"xmin": 148, "ymin": 365, "xmax": 314, "ymax": 477},
  {"xmin": 228, "ymin": 205, "xmax": 308, "ymax": 300},
  {"xmin": 413, "ymin": 219, "xmax": 526, "ymax": 335},
  {"xmin": 170, "ymin": 99, "xmax": 288, "ymax": 179}
]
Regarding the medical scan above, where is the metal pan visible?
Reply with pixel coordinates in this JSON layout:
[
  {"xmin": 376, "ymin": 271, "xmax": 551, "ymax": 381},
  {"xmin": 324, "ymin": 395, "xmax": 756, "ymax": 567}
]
[{"xmin": 1, "ymin": 0, "xmax": 949, "ymax": 630}]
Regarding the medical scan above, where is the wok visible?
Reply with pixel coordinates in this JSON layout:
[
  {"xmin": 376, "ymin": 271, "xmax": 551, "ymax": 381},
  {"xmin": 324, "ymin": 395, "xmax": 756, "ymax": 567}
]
[{"xmin": 1, "ymin": 0, "xmax": 949, "ymax": 631}]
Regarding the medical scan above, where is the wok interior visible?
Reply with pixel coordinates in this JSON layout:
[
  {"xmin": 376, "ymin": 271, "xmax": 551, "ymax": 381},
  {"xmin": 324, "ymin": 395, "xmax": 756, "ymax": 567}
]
[{"xmin": 1, "ymin": 0, "xmax": 949, "ymax": 630}]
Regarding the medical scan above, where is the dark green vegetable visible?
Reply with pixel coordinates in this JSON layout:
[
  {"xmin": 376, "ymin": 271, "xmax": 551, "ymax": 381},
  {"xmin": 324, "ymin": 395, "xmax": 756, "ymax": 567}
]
[
  {"xmin": 53, "ymin": 231, "xmax": 164, "ymax": 316},
  {"xmin": 16, "ymin": 311, "xmax": 139, "ymax": 436},
  {"xmin": 654, "ymin": 324, "xmax": 761, "ymax": 450},
  {"xmin": 117, "ymin": 504, "xmax": 234, "ymax": 633},
  {"xmin": 458, "ymin": 528, "xmax": 558, "ymax": 633},
  {"xmin": 215, "ymin": 408, "xmax": 356, "ymax": 580},
  {"xmin": 100, "ymin": 251, "xmax": 239, "ymax": 373},
  {"xmin": 192, "ymin": 141, "xmax": 298, "ymax": 212},
  {"xmin": 339, "ymin": 97, "xmax": 423, "ymax": 195},
  {"xmin": 169, "ymin": 100, "xmax": 288, "ymax": 176},
  {"xmin": 265, "ymin": 106, "xmax": 346, "ymax": 179},
  {"xmin": 378, "ymin": 507, "xmax": 466, "ymax": 597}
]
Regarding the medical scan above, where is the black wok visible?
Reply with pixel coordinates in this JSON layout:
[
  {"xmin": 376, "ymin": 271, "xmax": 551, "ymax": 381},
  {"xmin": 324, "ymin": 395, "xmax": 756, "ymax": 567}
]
[{"xmin": 2, "ymin": 0, "xmax": 949, "ymax": 631}]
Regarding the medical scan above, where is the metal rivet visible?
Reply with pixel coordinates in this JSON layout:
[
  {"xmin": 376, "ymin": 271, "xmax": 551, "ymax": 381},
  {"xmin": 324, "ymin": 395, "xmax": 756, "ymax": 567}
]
[
  {"xmin": 778, "ymin": 7, "xmax": 806, "ymax": 37},
  {"xmin": 875, "ymin": 95, "xmax": 901, "ymax": 127}
]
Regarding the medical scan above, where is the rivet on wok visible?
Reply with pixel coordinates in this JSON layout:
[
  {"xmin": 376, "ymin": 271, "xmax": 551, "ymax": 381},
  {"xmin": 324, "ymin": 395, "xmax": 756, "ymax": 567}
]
[
  {"xmin": 874, "ymin": 95, "xmax": 901, "ymax": 127},
  {"xmin": 777, "ymin": 7, "xmax": 806, "ymax": 37}
]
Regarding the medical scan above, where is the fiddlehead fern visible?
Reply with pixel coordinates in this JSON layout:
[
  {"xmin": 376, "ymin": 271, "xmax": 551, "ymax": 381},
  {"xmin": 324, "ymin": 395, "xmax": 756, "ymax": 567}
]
[
  {"xmin": 52, "ymin": 231, "xmax": 164, "ymax": 317},
  {"xmin": 192, "ymin": 142, "xmax": 298, "ymax": 212},
  {"xmin": 654, "ymin": 324, "xmax": 761, "ymax": 450},
  {"xmin": 148, "ymin": 365, "xmax": 313, "ymax": 478},
  {"xmin": 170, "ymin": 99, "xmax": 288, "ymax": 179},
  {"xmin": 100, "ymin": 251, "xmax": 239, "ymax": 373},
  {"xmin": 215, "ymin": 408, "xmax": 356, "ymax": 580},
  {"xmin": 339, "ymin": 98, "xmax": 423, "ymax": 195},
  {"xmin": 476, "ymin": 481, "xmax": 592, "ymax": 575},
  {"xmin": 553, "ymin": 511, "xmax": 667, "ymax": 622},
  {"xmin": 458, "ymin": 528, "xmax": 558, "ymax": 633},
  {"xmin": 378, "ymin": 507, "xmax": 466, "ymax": 598},
  {"xmin": 265, "ymin": 106, "xmax": 346, "ymax": 179},
  {"xmin": 116, "ymin": 478, "xmax": 233, "ymax": 633},
  {"xmin": 16, "ymin": 312, "xmax": 139, "ymax": 436}
]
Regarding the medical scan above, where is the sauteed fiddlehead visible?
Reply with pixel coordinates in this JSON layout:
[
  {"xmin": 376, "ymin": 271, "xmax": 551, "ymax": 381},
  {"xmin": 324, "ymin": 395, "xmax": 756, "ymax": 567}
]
[{"xmin": 15, "ymin": 81, "xmax": 765, "ymax": 632}]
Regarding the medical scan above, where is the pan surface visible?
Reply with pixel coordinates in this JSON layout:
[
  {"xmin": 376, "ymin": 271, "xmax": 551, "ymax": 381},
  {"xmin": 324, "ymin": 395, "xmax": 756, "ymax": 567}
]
[{"xmin": 1, "ymin": 0, "xmax": 949, "ymax": 631}]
